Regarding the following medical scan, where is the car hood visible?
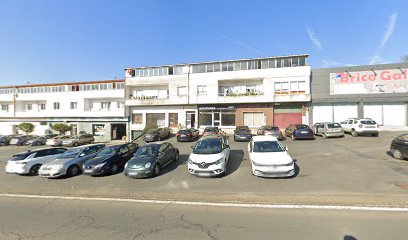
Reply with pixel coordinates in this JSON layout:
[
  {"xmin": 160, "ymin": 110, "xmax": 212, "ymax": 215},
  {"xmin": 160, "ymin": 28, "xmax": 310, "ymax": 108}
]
[
  {"xmin": 127, "ymin": 156, "xmax": 157, "ymax": 167},
  {"xmin": 189, "ymin": 152, "xmax": 225, "ymax": 163},
  {"xmin": 85, "ymin": 155, "xmax": 115, "ymax": 166},
  {"xmin": 44, "ymin": 157, "xmax": 76, "ymax": 166},
  {"xmin": 250, "ymin": 151, "xmax": 293, "ymax": 165}
]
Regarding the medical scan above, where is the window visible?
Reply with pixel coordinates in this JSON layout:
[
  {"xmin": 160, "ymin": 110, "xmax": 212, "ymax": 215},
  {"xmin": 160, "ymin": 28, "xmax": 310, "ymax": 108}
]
[
  {"xmin": 39, "ymin": 104, "xmax": 46, "ymax": 110},
  {"xmin": 178, "ymin": 86, "xmax": 187, "ymax": 96},
  {"xmin": 246, "ymin": 85, "xmax": 256, "ymax": 93},
  {"xmin": 92, "ymin": 124, "xmax": 105, "ymax": 136},
  {"xmin": 243, "ymin": 112, "xmax": 265, "ymax": 127},
  {"xmin": 169, "ymin": 113, "xmax": 178, "ymax": 128},
  {"xmin": 197, "ymin": 85, "xmax": 207, "ymax": 95},
  {"xmin": 132, "ymin": 113, "xmax": 143, "ymax": 124},
  {"xmin": 173, "ymin": 66, "xmax": 184, "ymax": 75},
  {"xmin": 27, "ymin": 104, "xmax": 33, "ymax": 111},
  {"xmin": 53, "ymin": 102, "xmax": 60, "ymax": 110},
  {"xmin": 101, "ymin": 102, "xmax": 111, "ymax": 110},
  {"xmin": 1, "ymin": 104, "xmax": 8, "ymax": 112},
  {"xmin": 117, "ymin": 101, "xmax": 124, "ymax": 109},
  {"xmin": 221, "ymin": 113, "xmax": 235, "ymax": 126},
  {"xmin": 146, "ymin": 113, "xmax": 166, "ymax": 127},
  {"xmin": 70, "ymin": 102, "xmax": 77, "ymax": 110}
]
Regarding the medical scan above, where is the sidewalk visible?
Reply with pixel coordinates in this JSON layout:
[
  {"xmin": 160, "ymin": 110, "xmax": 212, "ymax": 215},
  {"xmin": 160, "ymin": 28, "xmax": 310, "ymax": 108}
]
[{"xmin": 379, "ymin": 126, "xmax": 408, "ymax": 132}]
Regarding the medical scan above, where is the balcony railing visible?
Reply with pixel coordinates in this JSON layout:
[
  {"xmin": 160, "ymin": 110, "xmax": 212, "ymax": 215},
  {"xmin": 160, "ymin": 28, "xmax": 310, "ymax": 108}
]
[
  {"xmin": 128, "ymin": 95, "xmax": 169, "ymax": 100},
  {"xmin": 218, "ymin": 91, "xmax": 264, "ymax": 97}
]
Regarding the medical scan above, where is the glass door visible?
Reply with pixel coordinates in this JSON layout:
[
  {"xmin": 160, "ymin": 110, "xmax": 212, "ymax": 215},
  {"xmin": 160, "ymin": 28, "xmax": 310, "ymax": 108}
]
[{"xmin": 213, "ymin": 112, "xmax": 220, "ymax": 126}]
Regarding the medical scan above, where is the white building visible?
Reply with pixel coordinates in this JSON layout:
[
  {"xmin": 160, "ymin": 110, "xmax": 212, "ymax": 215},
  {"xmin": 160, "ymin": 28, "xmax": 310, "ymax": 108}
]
[
  {"xmin": 125, "ymin": 55, "xmax": 311, "ymax": 136},
  {"xmin": 0, "ymin": 80, "xmax": 127, "ymax": 141}
]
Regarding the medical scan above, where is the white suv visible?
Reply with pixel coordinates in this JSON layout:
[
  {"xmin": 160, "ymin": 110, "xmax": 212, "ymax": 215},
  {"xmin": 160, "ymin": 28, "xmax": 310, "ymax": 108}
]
[
  {"xmin": 188, "ymin": 135, "xmax": 230, "ymax": 177},
  {"xmin": 340, "ymin": 118, "xmax": 379, "ymax": 137}
]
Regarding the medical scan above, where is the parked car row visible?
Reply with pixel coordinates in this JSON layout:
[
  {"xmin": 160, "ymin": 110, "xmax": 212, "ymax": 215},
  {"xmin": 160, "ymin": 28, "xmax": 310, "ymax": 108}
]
[{"xmin": 0, "ymin": 133, "xmax": 96, "ymax": 147}]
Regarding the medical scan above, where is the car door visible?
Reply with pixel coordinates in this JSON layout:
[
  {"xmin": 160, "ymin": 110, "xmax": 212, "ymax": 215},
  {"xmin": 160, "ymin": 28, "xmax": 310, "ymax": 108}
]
[
  {"xmin": 223, "ymin": 137, "xmax": 230, "ymax": 163},
  {"xmin": 117, "ymin": 145, "xmax": 131, "ymax": 167},
  {"xmin": 317, "ymin": 124, "xmax": 325, "ymax": 135},
  {"xmin": 163, "ymin": 143, "xmax": 173, "ymax": 165},
  {"xmin": 157, "ymin": 143, "xmax": 169, "ymax": 166}
]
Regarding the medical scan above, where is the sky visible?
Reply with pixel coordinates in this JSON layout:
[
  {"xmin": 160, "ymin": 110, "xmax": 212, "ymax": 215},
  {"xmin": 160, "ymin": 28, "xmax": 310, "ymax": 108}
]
[{"xmin": 0, "ymin": 0, "xmax": 407, "ymax": 85}]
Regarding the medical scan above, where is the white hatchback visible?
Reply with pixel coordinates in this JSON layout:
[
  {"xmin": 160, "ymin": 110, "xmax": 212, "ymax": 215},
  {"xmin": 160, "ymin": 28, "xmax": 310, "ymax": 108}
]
[
  {"xmin": 248, "ymin": 136, "xmax": 295, "ymax": 178},
  {"xmin": 188, "ymin": 135, "xmax": 230, "ymax": 177}
]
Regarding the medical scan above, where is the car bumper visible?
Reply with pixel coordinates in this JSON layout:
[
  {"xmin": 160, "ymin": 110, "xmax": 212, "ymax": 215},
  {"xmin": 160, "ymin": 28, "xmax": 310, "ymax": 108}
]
[
  {"xmin": 188, "ymin": 163, "xmax": 226, "ymax": 177},
  {"xmin": 82, "ymin": 166, "xmax": 107, "ymax": 176},
  {"xmin": 38, "ymin": 168, "xmax": 67, "ymax": 178},
  {"xmin": 293, "ymin": 134, "xmax": 314, "ymax": 139},
  {"xmin": 325, "ymin": 132, "xmax": 344, "ymax": 137},
  {"xmin": 252, "ymin": 165, "xmax": 295, "ymax": 178},
  {"xmin": 355, "ymin": 130, "xmax": 379, "ymax": 135},
  {"xmin": 5, "ymin": 164, "xmax": 29, "ymax": 174},
  {"xmin": 124, "ymin": 168, "xmax": 152, "ymax": 178},
  {"xmin": 177, "ymin": 136, "xmax": 194, "ymax": 142}
]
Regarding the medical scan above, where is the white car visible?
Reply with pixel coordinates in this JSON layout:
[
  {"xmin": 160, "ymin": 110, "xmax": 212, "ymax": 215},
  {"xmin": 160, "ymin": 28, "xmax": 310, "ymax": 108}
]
[
  {"xmin": 248, "ymin": 136, "xmax": 295, "ymax": 178},
  {"xmin": 340, "ymin": 118, "xmax": 379, "ymax": 137},
  {"xmin": 5, "ymin": 148, "xmax": 67, "ymax": 175},
  {"xmin": 188, "ymin": 135, "xmax": 230, "ymax": 177}
]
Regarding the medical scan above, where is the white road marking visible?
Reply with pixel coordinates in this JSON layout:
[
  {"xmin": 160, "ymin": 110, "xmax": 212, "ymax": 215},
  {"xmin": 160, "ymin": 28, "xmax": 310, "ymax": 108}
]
[{"xmin": 1, "ymin": 193, "xmax": 408, "ymax": 212}]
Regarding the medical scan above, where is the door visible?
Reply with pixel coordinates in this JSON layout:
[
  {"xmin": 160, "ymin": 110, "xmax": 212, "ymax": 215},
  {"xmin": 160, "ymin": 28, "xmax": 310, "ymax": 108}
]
[
  {"xmin": 274, "ymin": 113, "xmax": 302, "ymax": 129},
  {"xmin": 186, "ymin": 112, "xmax": 196, "ymax": 128},
  {"xmin": 213, "ymin": 112, "xmax": 221, "ymax": 127},
  {"xmin": 317, "ymin": 123, "xmax": 325, "ymax": 134},
  {"xmin": 313, "ymin": 105, "xmax": 333, "ymax": 123},
  {"xmin": 158, "ymin": 143, "xmax": 170, "ymax": 165},
  {"xmin": 70, "ymin": 124, "xmax": 78, "ymax": 136}
]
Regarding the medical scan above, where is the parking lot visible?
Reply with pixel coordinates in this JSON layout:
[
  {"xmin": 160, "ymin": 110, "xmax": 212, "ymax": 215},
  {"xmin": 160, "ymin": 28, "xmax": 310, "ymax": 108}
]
[{"xmin": 1, "ymin": 131, "xmax": 408, "ymax": 206}]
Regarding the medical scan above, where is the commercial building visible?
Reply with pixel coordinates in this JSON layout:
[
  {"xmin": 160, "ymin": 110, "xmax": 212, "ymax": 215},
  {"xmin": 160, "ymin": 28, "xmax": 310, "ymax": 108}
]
[
  {"xmin": 0, "ymin": 80, "xmax": 127, "ymax": 141},
  {"xmin": 310, "ymin": 63, "xmax": 408, "ymax": 127},
  {"xmin": 125, "ymin": 54, "xmax": 311, "ymax": 136}
]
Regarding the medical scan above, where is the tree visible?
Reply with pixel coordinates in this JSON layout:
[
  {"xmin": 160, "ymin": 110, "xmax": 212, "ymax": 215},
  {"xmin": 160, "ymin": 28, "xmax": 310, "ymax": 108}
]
[
  {"xmin": 17, "ymin": 122, "xmax": 35, "ymax": 134},
  {"xmin": 51, "ymin": 123, "xmax": 72, "ymax": 135}
]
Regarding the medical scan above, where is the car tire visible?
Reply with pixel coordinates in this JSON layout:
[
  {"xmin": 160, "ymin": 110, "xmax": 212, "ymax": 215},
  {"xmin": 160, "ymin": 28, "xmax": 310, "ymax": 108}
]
[
  {"xmin": 322, "ymin": 133, "xmax": 327, "ymax": 139},
  {"xmin": 351, "ymin": 129, "xmax": 358, "ymax": 137},
  {"xmin": 29, "ymin": 164, "xmax": 41, "ymax": 175},
  {"xmin": 110, "ymin": 163, "xmax": 119, "ymax": 174},
  {"xmin": 90, "ymin": 140, "xmax": 94, "ymax": 144},
  {"xmin": 174, "ymin": 151, "xmax": 179, "ymax": 161},
  {"xmin": 372, "ymin": 133, "xmax": 379, "ymax": 137},
  {"xmin": 67, "ymin": 165, "xmax": 80, "ymax": 177},
  {"xmin": 73, "ymin": 142, "xmax": 79, "ymax": 147},
  {"xmin": 393, "ymin": 149, "xmax": 404, "ymax": 160},
  {"xmin": 153, "ymin": 163, "xmax": 161, "ymax": 177}
]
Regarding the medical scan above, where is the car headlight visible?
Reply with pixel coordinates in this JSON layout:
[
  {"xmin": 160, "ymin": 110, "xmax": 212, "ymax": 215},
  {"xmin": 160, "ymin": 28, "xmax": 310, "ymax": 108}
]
[
  {"xmin": 214, "ymin": 158, "xmax": 223, "ymax": 165},
  {"xmin": 124, "ymin": 162, "xmax": 128, "ymax": 168},
  {"xmin": 17, "ymin": 162, "xmax": 27, "ymax": 165},
  {"xmin": 95, "ymin": 163, "xmax": 106, "ymax": 168},
  {"xmin": 252, "ymin": 161, "xmax": 261, "ymax": 167},
  {"xmin": 283, "ymin": 161, "xmax": 294, "ymax": 167},
  {"xmin": 145, "ymin": 163, "xmax": 151, "ymax": 168},
  {"xmin": 188, "ymin": 158, "xmax": 193, "ymax": 164}
]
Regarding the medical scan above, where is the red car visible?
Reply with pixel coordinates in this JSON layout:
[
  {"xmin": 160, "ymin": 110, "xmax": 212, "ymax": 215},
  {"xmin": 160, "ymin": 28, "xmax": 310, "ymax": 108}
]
[{"xmin": 202, "ymin": 127, "xmax": 220, "ymax": 136}]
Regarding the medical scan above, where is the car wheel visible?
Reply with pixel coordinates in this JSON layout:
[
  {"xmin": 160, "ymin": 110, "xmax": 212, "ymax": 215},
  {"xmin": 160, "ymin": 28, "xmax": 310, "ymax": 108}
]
[
  {"xmin": 393, "ymin": 149, "xmax": 404, "ymax": 160},
  {"xmin": 29, "ymin": 164, "xmax": 41, "ymax": 175},
  {"xmin": 90, "ymin": 140, "xmax": 94, "ymax": 144},
  {"xmin": 110, "ymin": 163, "xmax": 119, "ymax": 174},
  {"xmin": 153, "ymin": 163, "xmax": 161, "ymax": 177},
  {"xmin": 67, "ymin": 165, "xmax": 80, "ymax": 177},
  {"xmin": 351, "ymin": 129, "xmax": 358, "ymax": 137},
  {"xmin": 73, "ymin": 142, "xmax": 79, "ymax": 147},
  {"xmin": 322, "ymin": 133, "xmax": 327, "ymax": 139},
  {"xmin": 372, "ymin": 133, "xmax": 379, "ymax": 137},
  {"xmin": 174, "ymin": 151, "xmax": 179, "ymax": 161}
]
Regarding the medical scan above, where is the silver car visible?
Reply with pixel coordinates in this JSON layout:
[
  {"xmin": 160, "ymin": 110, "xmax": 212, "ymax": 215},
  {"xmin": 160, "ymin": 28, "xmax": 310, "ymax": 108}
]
[
  {"xmin": 312, "ymin": 122, "xmax": 344, "ymax": 139},
  {"xmin": 38, "ymin": 144, "xmax": 105, "ymax": 178},
  {"xmin": 61, "ymin": 134, "xmax": 95, "ymax": 147}
]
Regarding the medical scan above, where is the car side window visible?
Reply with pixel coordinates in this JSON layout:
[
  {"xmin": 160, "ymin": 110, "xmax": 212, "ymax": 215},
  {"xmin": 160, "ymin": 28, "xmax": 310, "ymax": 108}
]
[
  {"xmin": 119, "ymin": 146, "xmax": 129, "ymax": 154},
  {"xmin": 159, "ymin": 143, "xmax": 169, "ymax": 152},
  {"xmin": 35, "ymin": 150, "xmax": 49, "ymax": 158},
  {"xmin": 127, "ymin": 143, "xmax": 136, "ymax": 152},
  {"xmin": 54, "ymin": 148, "xmax": 67, "ymax": 154}
]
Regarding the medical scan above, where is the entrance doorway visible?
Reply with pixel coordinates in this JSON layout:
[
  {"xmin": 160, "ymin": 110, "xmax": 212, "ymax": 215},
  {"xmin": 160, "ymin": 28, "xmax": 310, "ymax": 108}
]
[
  {"xmin": 70, "ymin": 124, "xmax": 78, "ymax": 136},
  {"xmin": 186, "ymin": 111, "xmax": 196, "ymax": 128},
  {"xmin": 111, "ymin": 124, "xmax": 126, "ymax": 140}
]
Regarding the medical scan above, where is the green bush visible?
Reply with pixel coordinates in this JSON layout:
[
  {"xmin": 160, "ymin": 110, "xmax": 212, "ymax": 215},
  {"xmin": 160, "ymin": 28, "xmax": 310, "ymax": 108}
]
[
  {"xmin": 142, "ymin": 124, "xmax": 158, "ymax": 134},
  {"xmin": 17, "ymin": 122, "xmax": 35, "ymax": 134},
  {"xmin": 51, "ymin": 123, "xmax": 72, "ymax": 135}
]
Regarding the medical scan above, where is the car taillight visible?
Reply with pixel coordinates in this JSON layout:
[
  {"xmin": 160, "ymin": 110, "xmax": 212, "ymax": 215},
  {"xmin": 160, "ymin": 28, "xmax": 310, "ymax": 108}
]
[
  {"xmin": 187, "ymin": 133, "xmax": 192, "ymax": 136},
  {"xmin": 176, "ymin": 134, "xmax": 180, "ymax": 136},
  {"xmin": 359, "ymin": 124, "xmax": 363, "ymax": 128}
]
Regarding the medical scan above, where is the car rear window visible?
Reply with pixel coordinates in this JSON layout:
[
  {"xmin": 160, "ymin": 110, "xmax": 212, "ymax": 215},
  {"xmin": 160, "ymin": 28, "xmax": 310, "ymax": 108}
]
[
  {"xmin": 265, "ymin": 127, "xmax": 280, "ymax": 132},
  {"xmin": 296, "ymin": 124, "xmax": 309, "ymax": 129},
  {"xmin": 360, "ymin": 120, "xmax": 376, "ymax": 125},
  {"xmin": 204, "ymin": 128, "xmax": 218, "ymax": 132},
  {"xmin": 327, "ymin": 123, "xmax": 341, "ymax": 128},
  {"xmin": 178, "ymin": 130, "xmax": 191, "ymax": 134}
]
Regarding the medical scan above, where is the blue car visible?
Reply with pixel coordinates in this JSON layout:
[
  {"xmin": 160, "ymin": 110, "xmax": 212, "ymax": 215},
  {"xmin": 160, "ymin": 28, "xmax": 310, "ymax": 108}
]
[{"xmin": 284, "ymin": 124, "xmax": 314, "ymax": 140}]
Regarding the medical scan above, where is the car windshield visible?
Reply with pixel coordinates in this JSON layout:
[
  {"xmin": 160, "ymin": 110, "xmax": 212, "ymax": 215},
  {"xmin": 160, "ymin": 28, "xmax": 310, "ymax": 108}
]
[
  {"xmin": 135, "ymin": 145, "xmax": 159, "ymax": 157},
  {"xmin": 179, "ymin": 130, "xmax": 191, "ymax": 134},
  {"xmin": 236, "ymin": 126, "xmax": 249, "ymax": 131},
  {"xmin": 265, "ymin": 127, "xmax": 280, "ymax": 132},
  {"xmin": 205, "ymin": 128, "xmax": 218, "ymax": 132},
  {"xmin": 327, "ymin": 123, "xmax": 341, "ymax": 128},
  {"xmin": 10, "ymin": 153, "xmax": 30, "ymax": 161},
  {"xmin": 60, "ymin": 148, "xmax": 82, "ymax": 158},
  {"xmin": 97, "ymin": 146, "xmax": 120, "ymax": 156},
  {"xmin": 193, "ymin": 138, "xmax": 222, "ymax": 154},
  {"xmin": 296, "ymin": 124, "xmax": 309, "ymax": 130},
  {"xmin": 147, "ymin": 130, "xmax": 157, "ymax": 134},
  {"xmin": 397, "ymin": 135, "xmax": 408, "ymax": 141},
  {"xmin": 361, "ymin": 120, "xmax": 376, "ymax": 125},
  {"xmin": 253, "ymin": 141, "xmax": 285, "ymax": 153}
]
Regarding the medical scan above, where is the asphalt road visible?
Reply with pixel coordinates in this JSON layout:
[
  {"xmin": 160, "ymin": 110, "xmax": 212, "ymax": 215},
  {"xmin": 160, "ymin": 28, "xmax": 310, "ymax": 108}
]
[
  {"xmin": 0, "ymin": 196, "xmax": 407, "ymax": 240},
  {"xmin": 0, "ymin": 131, "xmax": 408, "ymax": 206}
]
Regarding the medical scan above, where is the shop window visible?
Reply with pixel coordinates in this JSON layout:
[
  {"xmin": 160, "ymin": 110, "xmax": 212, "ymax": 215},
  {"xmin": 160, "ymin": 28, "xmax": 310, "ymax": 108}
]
[
  {"xmin": 243, "ymin": 112, "xmax": 265, "ymax": 127},
  {"xmin": 169, "ymin": 113, "xmax": 178, "ymax": 128},
  {"xmin": 92, "ymin": 124, "xmax": 105, "ymax": 136},
  {"xmin": 199, "ymin": 112, "xmax": 212, "ymax": 126},
  {"xmin": 146, "ymin": 113, "xmax": 166, "ymax": 127},
  {"xmin": 132, "ymin": 113, "xmax": 143, "ymax": 124},
  {"xmin": 221, "ymin": 113, "xmax": 235, "ymax": 126}
]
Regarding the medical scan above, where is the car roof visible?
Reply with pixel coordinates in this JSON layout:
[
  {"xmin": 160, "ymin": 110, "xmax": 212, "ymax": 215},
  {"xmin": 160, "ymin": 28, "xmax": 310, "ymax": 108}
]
[{"xmin": 251, "ymin": 135, "xmax": 279, "ymax": 142}]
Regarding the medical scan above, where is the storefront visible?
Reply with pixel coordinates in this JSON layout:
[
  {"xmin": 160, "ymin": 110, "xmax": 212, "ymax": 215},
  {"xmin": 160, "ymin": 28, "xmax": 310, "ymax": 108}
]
[{"xmin": 311, "ymin": 64, "xmax": 408, "ymax": 127}]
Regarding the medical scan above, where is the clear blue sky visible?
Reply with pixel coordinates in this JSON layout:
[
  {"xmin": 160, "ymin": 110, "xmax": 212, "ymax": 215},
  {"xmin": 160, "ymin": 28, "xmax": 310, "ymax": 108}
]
[{"xmin": 0, "ymin": 0, "xmax": 407, "ymax": 85}]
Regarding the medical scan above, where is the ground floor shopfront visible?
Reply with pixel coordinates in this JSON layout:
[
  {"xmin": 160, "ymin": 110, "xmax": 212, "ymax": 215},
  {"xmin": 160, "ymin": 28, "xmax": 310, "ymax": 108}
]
[
  {"xmin": 310, "ymin": 101, "xmax": 408, "ymax": 127},
  {"xmin": 0, "ymin": 117, "xmax": 128, "ymax": 142}
]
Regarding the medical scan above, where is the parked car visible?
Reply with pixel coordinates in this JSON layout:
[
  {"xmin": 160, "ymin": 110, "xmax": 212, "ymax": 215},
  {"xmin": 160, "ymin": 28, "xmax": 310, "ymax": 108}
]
[
  {"xmin": 83, "ymin": 143, "xmax": 138, "ymax": 176},
  {"xmin": 143, "ymin": 128, "xmax": 171, "ymax": 142},
  {"xmin": 284, "ymin": 124, "xmax": 314, "ymax": 140},
  {"xmin": 5, "ymin": 148, "xmax": 67, "ymax": 175},
  {"xmin": 312, "ymin": 122, "xmax": 344, "ymax": 139},
  {"xmin": 9, "ymin": 135, "xmax": 37, "ymax": 145},
  {"xmin": 248, "ymin": 136, "xmax": 295, "ymax": 178},
  {"xmin": 25, "ymin": 136, "xmax": 49, "ymax": 146},
  {"xmin": 0, "ymin": 135, "xmax": 13, "ymax": 146},
  {"xmin": 187, "ymin": 135, "xmax": 230, "ymax": 177},
  {"xmin": 340, "ymin": 118, "xmax": 379, "ymax": 137},
  {"xmin": 256, "ymin": 126, "xmax": 283, "ymax": 140},
  {"xmin": 176, "ymin": 128, "xmax": 200, "ymax": 142},
  {"xmin": 233, "ymin": 126, "xmax": 252, "ymax": 142},
  {"xmin": 202, "ymin": 127, "xmax": 220, "ymax": 136},
  {"xmin": 46, "ymin": 135, "xmax": 71, "ymax": 146},
  {"xmin": 61, "ymin": 134, "xmax": 95, "ymax": 147},
  {"xmin": 390, "ymin": 134, "xmax": 408, "ymax": 160},
  {"xmin": 38, "ymin": 144, "xmax": 105, "ymax": 178},
  {"xmin": 124, "ymin": 142, "xmax": 179, "ymax": 178}
]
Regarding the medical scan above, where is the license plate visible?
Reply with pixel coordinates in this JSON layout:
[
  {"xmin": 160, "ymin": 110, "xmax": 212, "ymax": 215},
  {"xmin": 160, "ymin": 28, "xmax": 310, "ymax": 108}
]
[
  {"xmin": 181, "ymin": 135, "xmax": 186, "ymax": 137},
  {"xmin": 84, "ymin": 169, "xmax": 93, "ymax": 173},
  {"xmin": 301, "ymin": 131, "xmax": 308, "ymax": 134},
  {"xmin": 128, "ymin": 172, "xmax": 138, "ymax": 176}
]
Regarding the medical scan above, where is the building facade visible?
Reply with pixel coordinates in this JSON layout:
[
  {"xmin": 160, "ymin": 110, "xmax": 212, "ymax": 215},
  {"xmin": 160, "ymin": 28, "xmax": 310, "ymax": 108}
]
[
  {"xmin": 0, "ymin": 80, "xmax": 127, "ymax": 141},
  {"xmin": 310, "ymin": 63, "xmax": 408, "ymax": 127},
  {"xmin": 125, "ymin": 54, "xmax": 311, "ymax": 136}
]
